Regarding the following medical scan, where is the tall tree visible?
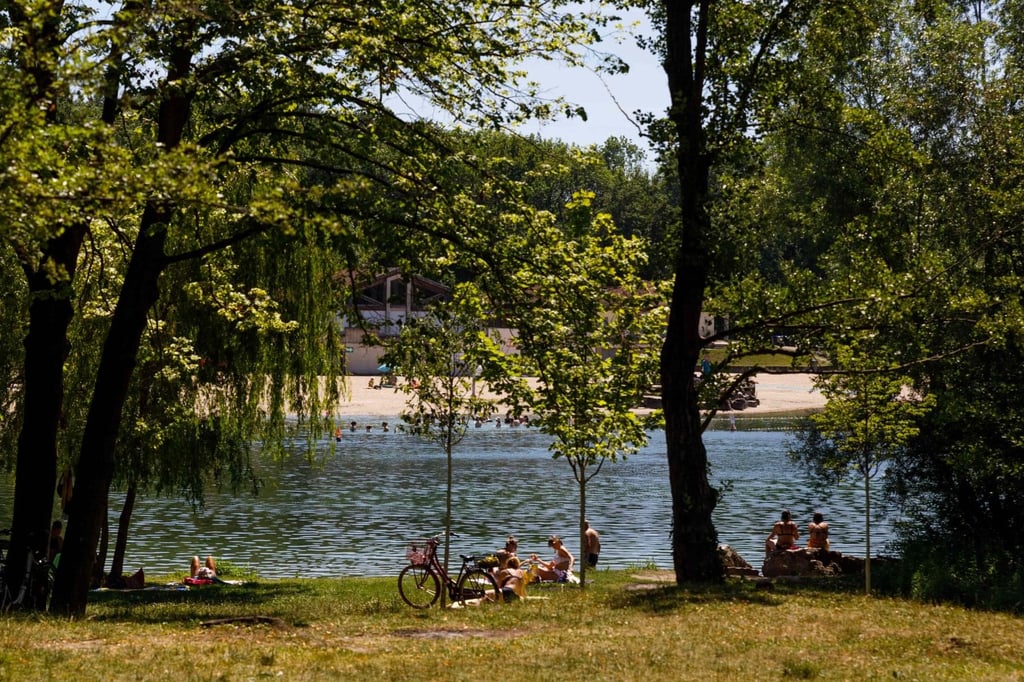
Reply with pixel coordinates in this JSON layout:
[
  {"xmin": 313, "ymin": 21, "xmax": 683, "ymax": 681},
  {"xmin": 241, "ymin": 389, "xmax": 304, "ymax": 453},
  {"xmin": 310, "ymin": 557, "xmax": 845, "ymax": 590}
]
[
  {"xmin": 651, "ymin": 0, "xmax": 815, "ymax": 582},
  {"xmin": 1, "ymin": 0, "xmax": 612, "ymax": 615}
]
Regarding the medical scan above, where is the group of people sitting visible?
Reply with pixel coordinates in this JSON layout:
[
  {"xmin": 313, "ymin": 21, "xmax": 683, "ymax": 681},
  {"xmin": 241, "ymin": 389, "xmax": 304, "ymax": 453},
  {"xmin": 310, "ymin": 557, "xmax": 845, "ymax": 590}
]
[
  {"xmin": 488, "ymin": 532, "xmax": 582, "ymax": 602},
  {"xmin": 765, "ymin": 510, "xmax": 830, "ymax": 556}
]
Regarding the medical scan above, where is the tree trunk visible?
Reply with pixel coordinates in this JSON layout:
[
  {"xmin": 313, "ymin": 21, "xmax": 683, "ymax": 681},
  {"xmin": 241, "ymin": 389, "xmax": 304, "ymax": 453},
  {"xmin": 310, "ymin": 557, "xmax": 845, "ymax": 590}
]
[
  {"xmin": 7, "ymin": 230, "xmax": 85, "ymax": 607},
  {"xmin": 95, "ymin": 500, "xmax": 109, "ymax": 587},
  {"xmin": 109, "ymin": 482, "xmax": 136, "ymax": 580},
  {"xmin": 660, "ymin": 0, "xmax": 723, "ymax": 583},
  {"xmin": 578, "ymin": 472, "xmax": 587, "ymax": 589},
  {"xmin": 51, "ymin": 207, "xmax": 170, "ymax": 615},
  {"xmin": 50, "ymin": 32, "xmax": 194, "ymax": 616},
  {"xmin": 864, "ymin": 469, "xmax": 872, "ymax": 595},
  {"xmin": 441, "ymin": 427, "xmax": 453, "ymax": 608},
  {"xmin": 5, "ymin": 1, "xmax": 88, "ymax": 607}
]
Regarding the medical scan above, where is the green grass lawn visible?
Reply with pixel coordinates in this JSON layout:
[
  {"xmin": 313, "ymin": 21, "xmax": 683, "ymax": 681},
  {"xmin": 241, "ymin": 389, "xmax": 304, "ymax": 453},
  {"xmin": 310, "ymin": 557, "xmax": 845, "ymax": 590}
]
[
  {"xmin": 2, "ymin": 569, "xmax": 1022, "ymax": 681},
  {"xmin": 702, "ymin": 349, "xmax": 824, "ymax": 371}
]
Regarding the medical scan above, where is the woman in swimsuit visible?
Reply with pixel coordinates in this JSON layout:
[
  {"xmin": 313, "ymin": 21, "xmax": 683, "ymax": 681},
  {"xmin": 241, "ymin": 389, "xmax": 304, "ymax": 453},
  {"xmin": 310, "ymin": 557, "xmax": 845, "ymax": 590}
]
[
  {"xmin": 807, "ymin": 511, "xmax": 830, "ymax": 550},
  {"xmin": 530, "ymin": 535, "xmax": 574, "ymax": 581},
  {"xmin": 765, "ymin": 510, "xmax": 800, "ymax": 555}
]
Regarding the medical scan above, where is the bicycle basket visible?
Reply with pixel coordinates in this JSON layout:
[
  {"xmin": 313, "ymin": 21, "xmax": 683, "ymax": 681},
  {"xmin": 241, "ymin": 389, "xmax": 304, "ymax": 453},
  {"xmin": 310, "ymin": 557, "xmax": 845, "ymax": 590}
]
[
  {"xmin": 406, "ymin": 542, "xmax": 429, "ymax": 565},
  {"xmin": 476, "ymin": 555, "xmax": 499, "ymax": 569}
]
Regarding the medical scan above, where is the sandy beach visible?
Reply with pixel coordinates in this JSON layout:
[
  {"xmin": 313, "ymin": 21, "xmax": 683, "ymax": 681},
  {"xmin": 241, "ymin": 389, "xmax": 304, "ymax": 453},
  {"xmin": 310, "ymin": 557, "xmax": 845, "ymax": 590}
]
[{"xmin": 338, "ymin": 374, "xmax": 825, "ymax": 418}]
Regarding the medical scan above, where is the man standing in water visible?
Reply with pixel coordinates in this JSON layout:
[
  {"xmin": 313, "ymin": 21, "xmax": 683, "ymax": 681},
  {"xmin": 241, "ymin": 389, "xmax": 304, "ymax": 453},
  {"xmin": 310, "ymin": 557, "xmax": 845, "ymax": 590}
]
[{"xmin": 584, "ymin": 520, "xmax": 601, "ymax": 568}]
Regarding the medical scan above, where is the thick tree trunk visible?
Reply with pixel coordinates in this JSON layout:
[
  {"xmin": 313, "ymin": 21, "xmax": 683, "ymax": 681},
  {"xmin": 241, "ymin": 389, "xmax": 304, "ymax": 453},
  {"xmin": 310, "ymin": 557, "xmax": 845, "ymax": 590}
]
[
  {"xmin": 51, "ymin": 210, "xmax": 169, "ymax": 615},
  {"xmin": 50, "ymin": 34, "xmax": 194, "ymax": 616},
  {"xmin": 6, "ymin": 264, "xmax": 79, "ymax": 605},
  {"xmin": 661, "ymin": 0, "xmax": 723, "ymax": 583},
  {"xmin": 5, "ymin": 1, "xmax": 87, "ymax": 609}
]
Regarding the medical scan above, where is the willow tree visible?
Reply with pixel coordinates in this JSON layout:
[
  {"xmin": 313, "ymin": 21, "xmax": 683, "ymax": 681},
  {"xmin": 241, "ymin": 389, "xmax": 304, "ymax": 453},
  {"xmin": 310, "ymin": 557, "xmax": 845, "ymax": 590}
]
[
  {"xmin": 1, "ymin": 0, "xmax": 615, "ymax": 615},
  {"xmin": 502, "ymin": 193, "xmax": 664, "ymax": 588}
]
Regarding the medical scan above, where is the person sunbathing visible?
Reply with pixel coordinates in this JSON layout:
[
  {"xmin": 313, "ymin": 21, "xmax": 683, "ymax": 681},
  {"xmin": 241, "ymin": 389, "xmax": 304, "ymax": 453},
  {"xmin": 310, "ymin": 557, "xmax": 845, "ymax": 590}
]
[
  {"xmin": 807, "ymin": 512, "xmax": 830, "ymax": 551},
  {"xmin": 187, "ymin": 555, "xmax": 227, "ymax": 584}
]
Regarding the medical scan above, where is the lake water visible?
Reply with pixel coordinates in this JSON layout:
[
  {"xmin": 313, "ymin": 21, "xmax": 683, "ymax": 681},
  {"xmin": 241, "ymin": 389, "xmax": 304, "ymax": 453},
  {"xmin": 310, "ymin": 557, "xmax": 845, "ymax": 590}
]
[{"xmin": 0, "ymin": 421, "xmax": 898, "ymax": 578}]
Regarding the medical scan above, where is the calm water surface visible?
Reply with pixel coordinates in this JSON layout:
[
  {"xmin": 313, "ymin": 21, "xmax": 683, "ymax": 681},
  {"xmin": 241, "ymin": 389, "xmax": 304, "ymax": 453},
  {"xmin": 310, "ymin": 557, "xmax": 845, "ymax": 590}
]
[{"xmin": 0, "ymin": 422, "xmax": 898, "ymax": 578}]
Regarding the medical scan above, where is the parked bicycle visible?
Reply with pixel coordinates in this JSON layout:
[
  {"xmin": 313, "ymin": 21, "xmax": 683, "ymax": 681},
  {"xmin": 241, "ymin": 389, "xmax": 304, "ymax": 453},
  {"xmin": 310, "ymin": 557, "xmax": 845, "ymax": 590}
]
[
  {"xmin": 0, "ymin": 531, "xmax": 51, "ymax": 612},
  {"xmin": 398, "ymin": 533, "xmax": 499, "ymax": 608}
]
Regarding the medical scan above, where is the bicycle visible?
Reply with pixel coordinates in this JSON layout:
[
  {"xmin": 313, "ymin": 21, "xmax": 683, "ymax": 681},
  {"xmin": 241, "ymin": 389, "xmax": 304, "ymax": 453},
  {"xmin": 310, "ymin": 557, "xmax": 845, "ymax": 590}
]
[
  {"xmin": 0, "ymin": 531, "xmax": 51, "ymax": 613},
  {"xmin": 398, "ymin": 534, "xmax": 500, "ymax": 608}
]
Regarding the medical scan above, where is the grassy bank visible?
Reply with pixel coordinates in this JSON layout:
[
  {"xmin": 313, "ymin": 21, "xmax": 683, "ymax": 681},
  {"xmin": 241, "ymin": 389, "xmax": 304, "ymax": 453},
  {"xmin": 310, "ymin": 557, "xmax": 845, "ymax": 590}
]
[{"xmin": 1, "ymin": 570, "xmax": 1022, "ymax": 681}]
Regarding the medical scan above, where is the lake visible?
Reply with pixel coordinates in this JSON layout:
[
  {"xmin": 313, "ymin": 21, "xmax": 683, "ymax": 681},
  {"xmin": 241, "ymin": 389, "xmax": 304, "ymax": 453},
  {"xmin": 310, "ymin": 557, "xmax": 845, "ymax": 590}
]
[{"xmin": 0, "ymin": 421, "xmax": 898, "ymax": 579}]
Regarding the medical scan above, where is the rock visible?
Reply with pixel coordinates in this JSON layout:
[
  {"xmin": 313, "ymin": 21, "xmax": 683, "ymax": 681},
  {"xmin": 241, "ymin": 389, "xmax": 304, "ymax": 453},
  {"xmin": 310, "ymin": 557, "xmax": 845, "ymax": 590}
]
[
  {"xmin": 761, "ymin": 548, "xmax": 842, "ymax": 578},
  {"xmin": 718, "ymin": 544, "xmax": 760, "ymax": 577}
]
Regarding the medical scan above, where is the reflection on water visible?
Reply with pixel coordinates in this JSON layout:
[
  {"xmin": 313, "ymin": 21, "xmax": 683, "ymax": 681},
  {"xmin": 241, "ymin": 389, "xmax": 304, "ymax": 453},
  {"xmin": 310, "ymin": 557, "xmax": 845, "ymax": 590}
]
[{"xmin": 0, "ymin": 424, "xmax": 898, "ymax": 578}]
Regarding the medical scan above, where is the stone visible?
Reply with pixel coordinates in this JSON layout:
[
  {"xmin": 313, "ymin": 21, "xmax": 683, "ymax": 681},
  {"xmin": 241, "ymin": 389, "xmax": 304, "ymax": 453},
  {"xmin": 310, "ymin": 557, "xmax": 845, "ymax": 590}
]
[
  {"xmin": 761, "ymin": 547, "xmax": 843, "ymax": 578},
  {"xmin": 718, "ymin": 544, "xmax": 760, "ymax": 577}
]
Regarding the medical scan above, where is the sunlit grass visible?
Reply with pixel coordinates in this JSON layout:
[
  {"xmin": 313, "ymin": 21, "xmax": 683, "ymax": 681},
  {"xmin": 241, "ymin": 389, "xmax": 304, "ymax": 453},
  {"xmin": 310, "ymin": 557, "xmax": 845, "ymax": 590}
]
[{"xmin": 1, "ymin": 570, "xmax": 1022, "ymax": 680}]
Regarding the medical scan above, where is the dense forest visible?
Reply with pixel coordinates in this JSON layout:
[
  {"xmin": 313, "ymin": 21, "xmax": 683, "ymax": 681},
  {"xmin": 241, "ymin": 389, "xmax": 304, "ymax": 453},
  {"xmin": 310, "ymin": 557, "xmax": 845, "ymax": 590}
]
[{"xmin": 1, "ymin": 0, "xmax": 1022, "ymax": 614}]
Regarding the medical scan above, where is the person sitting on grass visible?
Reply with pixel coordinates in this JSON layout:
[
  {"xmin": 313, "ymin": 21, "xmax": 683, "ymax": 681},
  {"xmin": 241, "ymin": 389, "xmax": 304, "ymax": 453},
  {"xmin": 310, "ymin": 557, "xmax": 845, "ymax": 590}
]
[
  {"xmin": 496, "ymin": 556, "xmax": 526, "ymax": 601},
  {"xmin": 530, "ymin": 534, "xmax": 574, "ymax": 582}
]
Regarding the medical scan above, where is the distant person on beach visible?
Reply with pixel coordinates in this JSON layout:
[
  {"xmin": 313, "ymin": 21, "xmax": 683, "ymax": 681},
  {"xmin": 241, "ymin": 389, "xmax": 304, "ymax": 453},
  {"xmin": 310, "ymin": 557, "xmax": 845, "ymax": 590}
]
[
  {"xmin": 765, "ymin": 509, "xmax": 799, "ymax": 555},
  {"xmin": 584, "ymin": 520, "xmax": 601, "ymax": 567},
  {"xmin": 382, "ymin": 421, "xmax": 389, "ymax": 432},
  {"xmin": 807, "ymin": 512, "xmax": 830, "ymax": 551},
  {"xmin": 349, "ymin": 421, "xmax": 358, "ymax": 432},
  {"xmin": 334, "ymin": 427, "xmax": 342, "ymax": 442}
]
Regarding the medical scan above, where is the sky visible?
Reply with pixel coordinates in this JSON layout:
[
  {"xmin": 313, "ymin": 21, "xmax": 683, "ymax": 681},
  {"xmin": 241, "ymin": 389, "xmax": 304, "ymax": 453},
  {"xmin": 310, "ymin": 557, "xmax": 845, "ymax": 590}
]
[{"xmin": 517, "ymin": 26, "xmax": 670, "ymax": 155}]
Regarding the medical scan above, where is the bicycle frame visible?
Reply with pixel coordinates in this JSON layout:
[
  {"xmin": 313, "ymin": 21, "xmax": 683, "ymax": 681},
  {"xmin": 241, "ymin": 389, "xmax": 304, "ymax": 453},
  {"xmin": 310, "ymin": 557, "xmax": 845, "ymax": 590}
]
[
  {"xmin": 420, "ymin": 536, "xmax": 468, "ymax": 599},
  {"xmin": 398, "ymin": 534, "xmax": 499, "ymax": 608},
  {"xmin": 1, "ymin": 547, "xmax": 36, "ymax": 612}
]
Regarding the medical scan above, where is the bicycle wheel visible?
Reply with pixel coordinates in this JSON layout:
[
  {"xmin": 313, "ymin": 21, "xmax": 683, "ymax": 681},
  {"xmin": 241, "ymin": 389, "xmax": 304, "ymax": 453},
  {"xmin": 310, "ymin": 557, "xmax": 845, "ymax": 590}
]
[
  {"xmin": 398, "ymin": 564, "xmax": 440, "ymax": 608},
  {"xmin": 456, "ymin": 568, "xmax": 499, "ymax": 606}
]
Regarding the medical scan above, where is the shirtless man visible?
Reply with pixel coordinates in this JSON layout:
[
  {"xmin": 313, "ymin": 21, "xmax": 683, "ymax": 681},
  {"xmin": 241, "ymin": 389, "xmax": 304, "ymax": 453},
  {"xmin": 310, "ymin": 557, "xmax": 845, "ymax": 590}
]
[
  {"xmin": 807, "ymin": 512, "xmax": 830, "ymax": 551},
  {"xmin": 765, "ymin": 509, "xmax": 799, "ymax": 556},
  {"xmin": 584, "ymin": 520, "xmax": 601, "ymax": 567}
]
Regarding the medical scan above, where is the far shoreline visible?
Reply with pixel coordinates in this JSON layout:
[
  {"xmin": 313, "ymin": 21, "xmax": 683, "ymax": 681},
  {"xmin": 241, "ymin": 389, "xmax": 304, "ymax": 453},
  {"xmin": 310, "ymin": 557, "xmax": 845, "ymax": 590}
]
[{"xmin": 329, "ymin": 374, "xmax": 827, "ymax": 420}]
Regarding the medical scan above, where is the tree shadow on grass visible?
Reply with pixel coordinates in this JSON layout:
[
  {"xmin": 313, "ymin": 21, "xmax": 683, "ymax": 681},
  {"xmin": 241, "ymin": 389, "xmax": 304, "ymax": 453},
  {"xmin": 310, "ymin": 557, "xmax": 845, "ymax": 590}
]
[
  {"xmin": 608, "ymin": 580, "xmax": 783, "ymax": 614},
  {"xmin": 87, "ymin": 582, "xmax": 314, "ymax": 625}
]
